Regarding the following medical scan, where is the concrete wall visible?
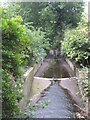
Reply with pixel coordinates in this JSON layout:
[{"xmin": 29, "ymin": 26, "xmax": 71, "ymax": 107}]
[
  {"xmin": 30, "ymin": 77, "xmax": 51, "ymax": 106},
  {"xmin": 66, "ymin": 58, "xmax": 88, "ymax": 114},
  {"xmin": 19, "ymin": 67, "xmax": 34, "ymax": 108},
  {"xmin": 66, "ymin": 59, "xmax": 86, "ymax": 97},
  {"xmin": 66, "ymin": 58, "xmax": 77, "ymax": 76},
  {"xmin": 19, "ymin": 62, "xmax": 42, "ymax": 108},
  {"xmin": 33, "ymin": 61, "xmax": 41, "ymax": 75},
  {"xmin": 66, "ymin": 59, "xmax": 75, "ymax": 72}
]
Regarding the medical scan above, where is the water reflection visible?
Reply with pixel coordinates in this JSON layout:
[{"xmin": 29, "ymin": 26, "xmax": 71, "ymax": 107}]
[{"xmin": 42, "ymin": 59, "xmax": 70, "ymax": 78}]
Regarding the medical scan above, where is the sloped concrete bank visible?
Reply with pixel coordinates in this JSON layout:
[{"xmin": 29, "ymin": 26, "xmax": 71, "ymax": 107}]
[
  {"xmin": 32, "ymin": 58, "xmax": 88, "ymax": 118},
  {"xmin": 19, "ymin": 57, "xmax": 88, "ymax": 118},
  {"xmin": 60, "ymin": 59, "xmax": 83, "ymax": 108},
  {"xmin": 19, "ymin": 61, "xmax": 51, "ymax": 108},
  {"xmin": 64, "ymin": 58, "xmax": 89, "ymax": 117},
  {"xmin": 29, "ymin": 78, "xmax": 51, "ymax": 106},
  {"xmin": 19, "ymin": 62, "xmax": 42, "ymax": 108}
]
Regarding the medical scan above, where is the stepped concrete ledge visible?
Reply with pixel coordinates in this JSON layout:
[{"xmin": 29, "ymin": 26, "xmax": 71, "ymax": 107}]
[
  {"xmin": 30, "ymin": 77, "xmax": 51, "ymax": 106},
  {"xmin": 30, "ymin": 76, "xmax": 84, "ymax": 110},
  {"xmin": 23, "ymin": 67, "xmax": 33, "ymax": 78},
  {"xmin": 34, "ymin": 76, "xmax": 78, "ymax": 81},
  {"xmin": 60, "ymin": 77, "xmax": 84, "ymax": 108}
]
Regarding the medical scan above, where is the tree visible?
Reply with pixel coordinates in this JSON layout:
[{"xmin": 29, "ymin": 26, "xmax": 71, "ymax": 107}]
[{"xmin": 18, "ymin": 2, "xmax": 84, "ymax": 48}]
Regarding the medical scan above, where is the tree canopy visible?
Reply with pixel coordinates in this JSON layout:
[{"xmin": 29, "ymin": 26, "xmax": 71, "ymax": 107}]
[
  {"xmin": 1, "ymin": 1, "xmax": 89, "ymax": 118},
  {"xmin": 18, "ymin": 2, "xmax": 84, "ymax": 47}
]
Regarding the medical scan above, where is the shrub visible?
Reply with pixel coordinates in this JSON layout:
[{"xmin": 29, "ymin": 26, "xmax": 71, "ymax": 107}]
[
  {"xmin": 61, "ymin": 13, "xmax": 89, "ymax": 104},
  {"xmin": 25, "ymin": 25, "xmax": 50, "ymax": 65},
  {"xmin": 1, "ymin": 6, "xmax": 50, "ymax": 117},
  {"xmin": 61, "ymin": 13, "xmax": 89, "ymax": 66},
  {"xmin": 2, "ymin": 7, "xmax": 30, "ymax": 117}
]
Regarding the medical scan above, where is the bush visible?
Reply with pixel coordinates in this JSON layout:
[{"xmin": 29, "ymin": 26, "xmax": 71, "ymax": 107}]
[
  {"xmin": 61, "ymin": 13, "xmax": 89, "ymax": 103},
  {"xmin": 25, "ymin": 24, "xmax": 50, "ymax": 65},
  {"xmin": 1, "ymin": 6, "xmax": 50, "ymax": 117},
  {"xmin": 2, "ymin": 7, "xmax": 30, "ymax": 117},
  {"xmin": 61, "ymin": 13, "xmax": 89, "ymax": 66}
]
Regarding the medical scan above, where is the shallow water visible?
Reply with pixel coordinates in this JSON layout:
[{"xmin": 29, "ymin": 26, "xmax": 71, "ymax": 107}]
[
  {"xmin": 42, "ymin": 59, "xmax": 71, "ymax": 78},
  {"xmin": 34, "ymin": 82, "xmax": 75, "ymax": 118},
  {"xmin": 33, "ymin": 58, "xmax": 76, "ymax": 118}
]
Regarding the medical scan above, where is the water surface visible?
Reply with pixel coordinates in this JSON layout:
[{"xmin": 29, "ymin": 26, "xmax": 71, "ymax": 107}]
[
  {"xmin": 34, "ymin": 58, "xmax": 75, "ymax": 118},
  {"xmin": 34, "ymin": 82, "xmax": 75, "ymax": 118},
  {"xmin": 42, "ymin": 59, "xmax": 72, "ymax": 78}
]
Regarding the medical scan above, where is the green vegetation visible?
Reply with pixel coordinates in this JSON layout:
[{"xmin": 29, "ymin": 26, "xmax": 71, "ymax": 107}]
[
  {"xmin": 19, "ymin": 2, "xmax": 83, "ymax": 47},
  {"xmin": 61, "ymin": 13, "xmax": 89, "ymax": 99},
  {"xmin": 61, "ymin": 13, "xmax": 89, "ymax": 66},
  {"xmin": 1, "ymin": 3, "xmax": 50, "ymax": 118},
  {"xmin": 23, "ymin": 99, "xmax": 51, "ymax": 118},
  {"xmin": 1, "ymin": 1, "xmax": 89, "ymax": 118},
  {"xmin": 2, "ymin": 13, "xmax": 29, "ymax": 117},
  {"xmin": 24, "ymin": 25, "xmax": 50, "ymax": 65},
  {"xmin": 81, "ymin": 66, "xmax": 89, "ymax": 99}
]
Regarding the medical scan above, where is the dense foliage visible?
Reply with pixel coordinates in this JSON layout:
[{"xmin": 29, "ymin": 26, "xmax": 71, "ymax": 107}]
[
  {"xmin": 80, "ymin": 66, "xmax": 89, "ymax": 99},
  {"xmin": 19, "ymin": 2, "xmax": 83, "ymax": 47},
  {"xmin": 61, "ymin": 13, "xmax": 89, "ymax": 99},
  {"xmin": 1, "ymin": 1, "xmax": 88, "ymax": 118},
  {"xmin": 2, "ymin": 7, "xmax": 30, "ymax": 117},
  {"xmin": 61, "ymin": 13, "xmax": 89, "ymax": 66},
  {"xmin": 1, "ymin": 4, "xmax": 49, "ymax": 118},
  {"xmin": 24, "ymin": 24, "xmax": 50, "ymax": 65}
]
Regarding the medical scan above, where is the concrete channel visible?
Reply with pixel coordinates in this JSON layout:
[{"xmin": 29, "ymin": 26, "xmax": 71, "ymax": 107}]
[{"xmin": 30, "ymin": 57, "xmax": 84, "ymax": 118}]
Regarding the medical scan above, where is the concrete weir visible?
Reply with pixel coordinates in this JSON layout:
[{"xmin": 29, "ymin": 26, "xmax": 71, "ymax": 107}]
[
  {"xmin": 32, "ymin": 58, "xmax": 86, "ymax": 118},
  {"xmin": 32, "ymin": 76, "xmax": 83, "ymax": 108},
  {"xmin": 19, "ymin": 56, "xmax": 85, "ymax": 118},
  {"xmin": 32, "ymin": 58, "xmax": 84, "ymax": 118},
  {"xmin": 34, "ymin": 76, "xmax": 77, "ymax": 81}
]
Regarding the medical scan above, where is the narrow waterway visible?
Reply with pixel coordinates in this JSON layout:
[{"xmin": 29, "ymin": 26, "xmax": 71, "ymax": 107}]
[
  {"xmin": 42, "ymin": 59, "xmax": 73, "ymax": 78},
  {"xmin": 33, "ymin": 51, "xmax": 76, "ymax": 118},
  {"xmin": 35, "ymin": 58, "xmax": 74, "ymax": 78},
  {"xmin": 34, "ymin": 82, "xmax": 75, "ymax": 118}
]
